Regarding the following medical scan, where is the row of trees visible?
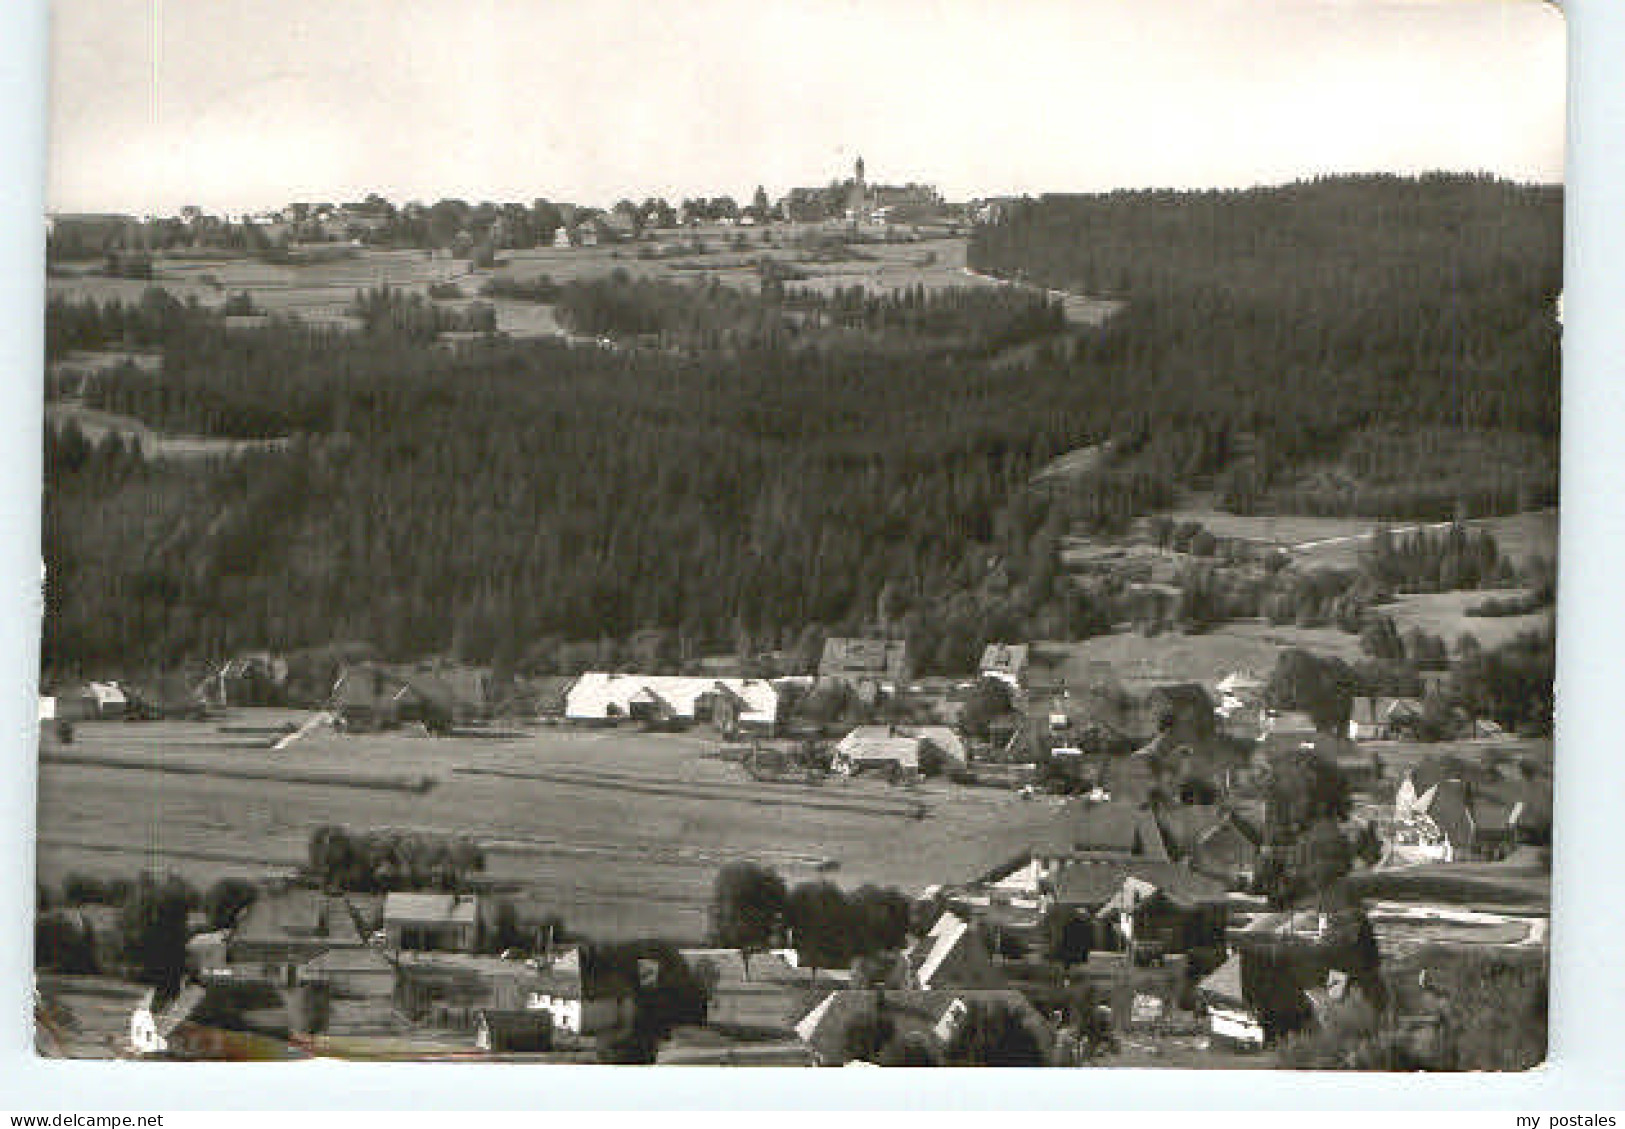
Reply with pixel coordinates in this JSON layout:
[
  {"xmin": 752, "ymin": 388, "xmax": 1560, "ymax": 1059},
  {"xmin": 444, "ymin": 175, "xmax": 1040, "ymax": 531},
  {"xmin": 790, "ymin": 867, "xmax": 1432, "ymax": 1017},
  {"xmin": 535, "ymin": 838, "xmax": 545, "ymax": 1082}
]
[
  {"xmin": 1268, "ymin": 631, "xmax": 1556, "ymax": 740},
  {"xmin": 709, "ymin": 862, "xmax": 911, "ymax": 981},
  {"xmin": 35, "ymin": 871, "xmax": 256, "ymax": 992},
  {"xmin": 303, "ymin": 826, "xmax": 486, "ymax": 893}
]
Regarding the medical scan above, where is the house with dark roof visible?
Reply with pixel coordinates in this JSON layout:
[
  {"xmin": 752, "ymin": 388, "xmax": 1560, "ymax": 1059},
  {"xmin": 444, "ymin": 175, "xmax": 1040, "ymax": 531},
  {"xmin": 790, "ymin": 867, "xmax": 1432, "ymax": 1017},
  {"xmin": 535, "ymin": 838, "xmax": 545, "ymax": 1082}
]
[
  {"xmin": 1151, "ymin": 804, "xmax": 1262, "ymax": 886},
  {"xmin": 296, "ymin": 945, "xmax": 397, "ymax": 1003},
  {"xmin": 222, "ymin": 887, "xmax": 365, "ymax": 988},
  {"xmin": 792, "ymin": 988, "xmax": 1051, "ymax": 1066},
  {"xmin": 382, "ymin": 893, "xmax": 481, "ymax": 953},
  {"xmin": 1047, "ymin": 859, "xmax": 1227, "ymax": 915},
  {"xmin": 905, "ymin": 912, "xmax": 1004, "ymax": 991},
  {"xmin": 1348, "ymin": 696, "xmax": 1423, "ymax": 741},
  {"xmin": 1189, "ymin": 812, "xmax": 1263, "ymax": 886},
  {"xmin": 817, "ymin": 637, "xmax": 909, "ymax": 696}
]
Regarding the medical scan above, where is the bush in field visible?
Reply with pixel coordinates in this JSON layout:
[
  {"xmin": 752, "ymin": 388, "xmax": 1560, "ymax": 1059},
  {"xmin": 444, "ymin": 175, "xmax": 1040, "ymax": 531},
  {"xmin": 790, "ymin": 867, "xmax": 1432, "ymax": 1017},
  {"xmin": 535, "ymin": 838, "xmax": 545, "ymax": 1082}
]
[
  {"xmin": 35, "ymin": 913, "xmax": 100, "ymax": 974},
  {"xmin": 204, "ymin": 878, "xmax": 258, "ymax": 931},
  {"xmin": 1266, "ymin": 649, "xmax": 1358, "ymax": 735}
]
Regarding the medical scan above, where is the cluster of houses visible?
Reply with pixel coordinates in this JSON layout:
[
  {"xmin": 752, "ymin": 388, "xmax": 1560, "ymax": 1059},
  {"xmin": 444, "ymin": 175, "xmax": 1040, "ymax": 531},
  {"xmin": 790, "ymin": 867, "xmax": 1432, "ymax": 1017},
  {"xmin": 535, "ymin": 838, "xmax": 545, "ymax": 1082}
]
[{"xmin": 129, "ymin": 885, "xmax": 636, "ymax": 1059}]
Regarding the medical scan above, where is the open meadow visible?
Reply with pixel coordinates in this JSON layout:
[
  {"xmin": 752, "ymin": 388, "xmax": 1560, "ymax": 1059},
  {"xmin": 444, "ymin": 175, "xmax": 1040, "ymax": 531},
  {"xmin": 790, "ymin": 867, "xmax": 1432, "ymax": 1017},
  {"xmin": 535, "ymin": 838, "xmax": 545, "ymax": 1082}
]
[
  {"xmin": 36, "ymin": 714, "xmax": 1072, "ymax": 943},
  {"xmin": 1167, "ymin": 506, "xmax": 1558, "ymax": 571},
  {"xmin": 47, "ymin": 227, "xmax": 1115, "ymax": 348}
]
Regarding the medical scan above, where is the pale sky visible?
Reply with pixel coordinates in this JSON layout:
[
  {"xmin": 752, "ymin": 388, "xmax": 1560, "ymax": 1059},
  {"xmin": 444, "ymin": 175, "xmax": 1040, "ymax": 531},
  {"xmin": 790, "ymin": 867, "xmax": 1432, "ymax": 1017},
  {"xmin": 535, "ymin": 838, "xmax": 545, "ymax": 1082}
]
[{"xmin": 47, "ymin": 0, "xmax": 1566, "ymax": 216}]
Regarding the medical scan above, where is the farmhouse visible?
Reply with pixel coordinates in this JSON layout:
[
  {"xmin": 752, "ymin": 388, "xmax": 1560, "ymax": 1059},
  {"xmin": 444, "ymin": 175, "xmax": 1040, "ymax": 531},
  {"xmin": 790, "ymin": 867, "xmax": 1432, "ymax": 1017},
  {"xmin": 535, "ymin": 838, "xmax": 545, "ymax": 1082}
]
[
  {"xmin": 1048, "ymin": 860, "xmax": 1227, "ymax": 918},
  {"xmin": 1215, "ymin": 671, "xmax": 1265, "ymax": 715},
  {"xmin": 382, "ymin": 893, "xmax": 481, "ymax": 953},
  {"xmin": 1186, "ymin": 811, "xmax": 1263, "ymax": 886},
  {"xmin": 329, "ymin": 661, "xmax": 492, "ymax": 731},
  {"xmin": 330, "ymin": 664, "xmax": 404, "ymax": 730},
  {"xmin": 1090, "ymin": 876, "xmax": 1228, "ymax": 962},
  {"xmin": 394, "ymin": 952, "xmax": 545, "ymax": 1031},
  {"xmin": 830, "ymin": 725, "xmax": 920, "ymax": 778},
  {"xmin": 563, "ymin": 672, "xmax": 778, "ymax": 734}
]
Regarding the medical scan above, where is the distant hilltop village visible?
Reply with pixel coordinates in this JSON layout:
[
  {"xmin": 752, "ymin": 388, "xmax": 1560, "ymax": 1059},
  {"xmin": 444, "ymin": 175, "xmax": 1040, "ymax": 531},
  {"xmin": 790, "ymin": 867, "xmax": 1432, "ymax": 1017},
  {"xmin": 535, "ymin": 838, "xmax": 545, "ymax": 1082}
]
[{"xmin": 46, "ymin": 158, "xmax": 996, "ymax": 259}]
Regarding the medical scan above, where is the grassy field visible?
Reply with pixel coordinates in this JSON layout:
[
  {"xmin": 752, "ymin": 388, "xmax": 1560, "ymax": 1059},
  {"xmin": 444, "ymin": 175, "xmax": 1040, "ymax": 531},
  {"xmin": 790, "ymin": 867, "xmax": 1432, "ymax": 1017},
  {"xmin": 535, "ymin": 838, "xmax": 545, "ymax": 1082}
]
[
  {"xmin": 1034, "ymin": 620, "xmax": 1366, "ymax": 693},
  {"xmin": 35, "ymin": 714, "xmax": 1074, "ymax": 944},
  {"xmin": 1166, "ymin": 506, "xmax": 1558, "ymax": 572},
  {"xmin": 1380, "ymin": 589, "xmax": 1553, "ymax": 651},
  {"xmin": 48, "ymin": 230, "xmax": 1044, "ymax": 343},
  {"xmin": 45, "ymin": 402, "xmax": 290, "ymax": 460}
]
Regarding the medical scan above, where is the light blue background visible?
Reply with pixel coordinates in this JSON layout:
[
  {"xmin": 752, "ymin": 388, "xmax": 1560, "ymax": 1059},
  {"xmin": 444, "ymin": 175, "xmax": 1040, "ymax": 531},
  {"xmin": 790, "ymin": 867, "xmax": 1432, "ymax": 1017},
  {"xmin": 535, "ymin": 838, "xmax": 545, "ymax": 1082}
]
[{"xmin": 1, "ymin": 0, "xmax": 1618, "ymax": 1110}]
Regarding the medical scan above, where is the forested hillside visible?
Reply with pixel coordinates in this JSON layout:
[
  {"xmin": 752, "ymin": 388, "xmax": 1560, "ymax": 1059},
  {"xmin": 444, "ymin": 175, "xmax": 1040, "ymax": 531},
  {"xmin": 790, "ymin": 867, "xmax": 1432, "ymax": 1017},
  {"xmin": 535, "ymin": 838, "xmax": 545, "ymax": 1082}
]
[
  {"xmin": 971, "ymin": 174, "xmax": 1562, "ymax": 515},
  {"xmin": 42, "ymin": 175, "xmax": 1561, "ymax": 679}
]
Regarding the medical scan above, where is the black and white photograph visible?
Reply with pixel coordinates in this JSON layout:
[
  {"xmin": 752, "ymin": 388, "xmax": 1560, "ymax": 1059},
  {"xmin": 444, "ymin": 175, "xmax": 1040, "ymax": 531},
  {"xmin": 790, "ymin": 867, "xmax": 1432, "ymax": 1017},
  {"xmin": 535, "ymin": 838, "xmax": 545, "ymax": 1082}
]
[{"xmin": 32, "ymin": 0, "xmax": 1563, "ymax": 1073}]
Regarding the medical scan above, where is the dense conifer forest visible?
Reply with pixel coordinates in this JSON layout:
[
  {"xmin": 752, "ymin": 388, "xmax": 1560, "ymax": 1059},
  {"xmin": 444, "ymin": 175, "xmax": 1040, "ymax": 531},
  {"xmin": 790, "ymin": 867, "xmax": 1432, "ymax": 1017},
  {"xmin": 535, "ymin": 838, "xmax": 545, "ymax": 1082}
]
[{"xmin": 42, "ymin": 175, "xmax": 1561, "ymax": 680}]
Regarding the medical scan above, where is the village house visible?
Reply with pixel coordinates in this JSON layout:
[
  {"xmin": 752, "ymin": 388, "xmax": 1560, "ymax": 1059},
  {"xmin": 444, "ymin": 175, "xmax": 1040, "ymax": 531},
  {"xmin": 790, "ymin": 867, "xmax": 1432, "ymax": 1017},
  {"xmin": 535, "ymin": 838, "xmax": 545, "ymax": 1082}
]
[
  {"xmin": 295, "ymin": 945, "xmax": 398, "ymax": 1006},
  {"xmin": 521, "ymin": 946, "xmax": 636, "ymax": 1037},
  {"xmin": 1258, "ymin": 709, "xmax": 1320, "ymax": 743},
  {"xmin": 474, "ymin": 1008, "xmax": 554, "ymax": 1052},
  {"xmin": 329, "ymin": 661, "xmax": 492, "ymax": 732},
  {"xmin": 1214, "ymin": 671, "xmax": 1266, "ymax": 716},
  {"xmin": 1347, "ymin": 696, "xmax": 1423, "ymax": 741},
  {"xmin": 792, "ymin": 988, "xmax": 1052, "ymax": 1066},
  {"xmin": 816, "ymin": 637, "xmax": 909, "ymax": 701},
  {"xmin": 219, "ymin": 887, "xmax": 366, "ymax": 989},
  {"xmin": 393, "ymin": 952, "xmax": 541, "ymax": 1032},
  {"xmin": 69, "ymin": 681, "xmax": 127, "ymax": 721},
  {"xmin": 830, "ymin": 725, "xmax": 919, "ymax": 779},
  {"xmin": 675, "ymin": 948, "xmax": 808, "ymax": 1031},
  {"xmin": 381, "ymin": 893, "xmax": 482, "ymax": 953},
  {"xmin": 563, "ymin": 672, "xmax": 778, "ymax": 735},
  {"xmin": 1195, "ymin": 953, "xmax": 1264, "ymax": 1049},
  {"xmin": 130, "ymin": 981, "xmax": 298, "ymax": 1060},
  {"xmin": 1088, "ymin": 876, "xmax": 1228, "ymax": 963},
  {"xmin": 904, "ymin": 911, "xmax": 1004, "ymax": 991},
  {"xmin": 829, "ymin": 723, "xmax": 966, "ymax": 778},
  {"xmin": 1188, "ymin": 811, "xmax": 1264, "ymax": 887},
  {"xmin": 978, "ymin": 643, "xmax": 1030, "ymax": 692}
]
